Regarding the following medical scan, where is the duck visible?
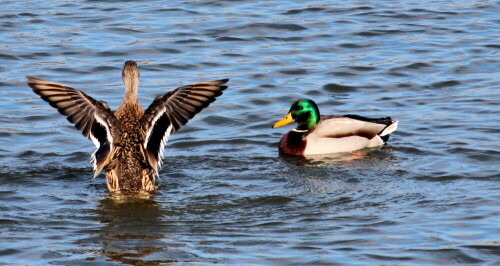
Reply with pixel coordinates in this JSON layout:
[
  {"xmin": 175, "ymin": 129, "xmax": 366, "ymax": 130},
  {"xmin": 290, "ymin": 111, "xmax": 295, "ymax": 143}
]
[
  {"xmin": 272, "ymin": 99, "xmax": 398, "ymax": 156},
  {"xmin": 28, "ymin": 60, "xmax": 228, "ymax": 193}
]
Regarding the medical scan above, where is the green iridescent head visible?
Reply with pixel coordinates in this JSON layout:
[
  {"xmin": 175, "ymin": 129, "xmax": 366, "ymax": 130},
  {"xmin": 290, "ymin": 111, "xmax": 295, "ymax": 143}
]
[{"xmin": 272, "ymin": 99, "xmax": 320, "ymax": 130}]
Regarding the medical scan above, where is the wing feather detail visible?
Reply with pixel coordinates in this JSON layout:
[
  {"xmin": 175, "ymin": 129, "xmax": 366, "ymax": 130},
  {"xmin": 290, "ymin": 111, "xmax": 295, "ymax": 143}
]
[
  {"xmin": 27, "ymin": 76, "xmax": 121, "ymax": 177},
  {"xmin": 140, "ymin": 79, "xmax": 228, "ymax": 175}
]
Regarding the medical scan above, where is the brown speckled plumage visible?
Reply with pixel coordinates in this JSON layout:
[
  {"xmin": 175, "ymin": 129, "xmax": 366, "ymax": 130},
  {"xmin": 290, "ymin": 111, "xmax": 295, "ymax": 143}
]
[{"xmin": 28, "ymin": 60, "xmax": 228, "ymax": 193}]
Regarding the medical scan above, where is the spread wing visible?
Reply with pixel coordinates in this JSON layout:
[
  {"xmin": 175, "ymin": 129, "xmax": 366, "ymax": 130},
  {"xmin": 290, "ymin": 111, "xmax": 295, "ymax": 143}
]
[
  {"xmin": 27, "ymin": 76, "xmax": 121, "ymax": 177},
  {"xmin": 140, "ymin": 79, "xmax": 228, "ymax": 175}
]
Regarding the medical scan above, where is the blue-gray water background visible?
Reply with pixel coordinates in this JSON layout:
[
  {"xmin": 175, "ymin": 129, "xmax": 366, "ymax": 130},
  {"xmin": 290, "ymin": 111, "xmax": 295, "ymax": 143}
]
[{"xmin": 0, "ymin": 0, "xmax": 499, "ymax": 264}]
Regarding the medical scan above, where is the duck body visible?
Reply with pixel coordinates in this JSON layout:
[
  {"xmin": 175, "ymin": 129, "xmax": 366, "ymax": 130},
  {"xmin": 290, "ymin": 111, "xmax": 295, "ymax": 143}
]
[
  {"xmin": 107, "ymin": 100, "xmax": 150, "ymax": 192},
  {"xmin": 273, "ymin": 99, "xmax": 398, "ymax": 156},
  {"xmin": 29, "ymin": 60, "xmax": 228, "ymax": 193}
]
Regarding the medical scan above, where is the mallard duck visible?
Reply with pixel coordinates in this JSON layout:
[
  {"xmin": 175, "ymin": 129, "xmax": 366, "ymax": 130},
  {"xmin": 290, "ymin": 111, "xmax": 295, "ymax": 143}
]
[
  {"xmin": 28, "ymin": 60, "xmax": 228, "ymax": 193},
  {"xmin": 272, "ymin": 99, "xmax": 398, "ymax": 156}
]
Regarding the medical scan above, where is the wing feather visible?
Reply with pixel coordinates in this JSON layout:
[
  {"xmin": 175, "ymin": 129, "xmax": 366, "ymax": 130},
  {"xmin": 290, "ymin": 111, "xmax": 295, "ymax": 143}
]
[
  {"xmin": 140, "ymin": 79, "xmax": 228, "ymax": 175},
  {"xmin": 27, "ymin": 76, "xmax": 121, "ymax": 177}
]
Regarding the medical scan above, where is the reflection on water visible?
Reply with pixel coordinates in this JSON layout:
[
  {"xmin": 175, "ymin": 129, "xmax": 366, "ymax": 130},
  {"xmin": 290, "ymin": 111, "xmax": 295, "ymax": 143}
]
[
  {"xmin": 96, "ymin": 197, "xmax": 167, "ymax": 264},
  {"xmin": 95, "ymin": 196, "xmax": 218, "ymax": 264},
  {"xmin": 281, "ymin": 146, "xmax": 391, "ymax": 165}
]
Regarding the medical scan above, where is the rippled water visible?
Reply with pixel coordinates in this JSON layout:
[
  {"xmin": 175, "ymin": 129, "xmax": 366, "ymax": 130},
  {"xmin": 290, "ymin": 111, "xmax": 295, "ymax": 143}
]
[{"xmin": 1, "ymin": 0, "xmax": 499, "ymax": 264}]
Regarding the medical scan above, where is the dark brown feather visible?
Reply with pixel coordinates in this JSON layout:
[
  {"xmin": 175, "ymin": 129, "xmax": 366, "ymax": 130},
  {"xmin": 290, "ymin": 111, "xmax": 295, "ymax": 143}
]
[
  {"xmin": 141, "ymin": 79, "xmax": 228, "ymax": 172},
  {"xmin": 27, "ymin": 76, "xmax": 121, "ymax": 176}
]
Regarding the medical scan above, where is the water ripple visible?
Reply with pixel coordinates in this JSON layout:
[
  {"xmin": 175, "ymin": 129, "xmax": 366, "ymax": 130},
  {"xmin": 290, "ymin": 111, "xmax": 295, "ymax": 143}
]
[{"xmin": 0, "ymin": 0, "xmax": 498, "ymax": 264}]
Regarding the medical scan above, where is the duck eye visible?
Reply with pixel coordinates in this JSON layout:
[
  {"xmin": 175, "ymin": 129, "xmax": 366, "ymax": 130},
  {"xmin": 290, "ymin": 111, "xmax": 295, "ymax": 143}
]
[{"xmin": 298, "ymin": 106, "xmax": 303, "ymax": 110}]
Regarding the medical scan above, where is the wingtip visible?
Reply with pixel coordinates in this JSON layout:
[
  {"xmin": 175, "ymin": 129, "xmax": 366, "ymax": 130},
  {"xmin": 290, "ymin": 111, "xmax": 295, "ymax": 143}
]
[
  {"xmin": 211, "ymin": 78, "xmax": 229, "ymax": 85},
  {"xmin": 26, "ymin": 76, "xmax": 46, "ymax": 86},
  {"xmin": 27, "ymin": 78, "xmax": 39, "ymax": 92},
  {"xmin": 212, "ymin": 78, "xmax": 229, "ymax": 86},
  {"xmin": 218, "ymin": 79, "xmax": 229, "ymax": 92},
  {"xmin": 190, "ymin": 78, "xmax": 229, "ymax": 87}
]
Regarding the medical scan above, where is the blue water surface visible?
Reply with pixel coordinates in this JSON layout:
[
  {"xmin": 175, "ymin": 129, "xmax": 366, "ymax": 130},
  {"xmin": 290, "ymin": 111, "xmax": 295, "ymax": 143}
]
[{"xmin": 0, "ymin": 0, "xmax": 499, "ymax": 264}]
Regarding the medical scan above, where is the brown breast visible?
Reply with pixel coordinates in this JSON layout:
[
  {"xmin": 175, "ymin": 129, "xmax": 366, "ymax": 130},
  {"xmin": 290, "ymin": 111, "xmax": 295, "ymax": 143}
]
[{"xmin": 279, "ymin": 130, "xmax": 307, "ymax": 156}]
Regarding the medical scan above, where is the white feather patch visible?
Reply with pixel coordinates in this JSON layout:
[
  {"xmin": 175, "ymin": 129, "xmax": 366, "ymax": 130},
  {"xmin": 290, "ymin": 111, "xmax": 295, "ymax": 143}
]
[
  {"xmin": 93, "ymin": 113, "xmax": 114, "ymax": 144},
  {"xmin": 142, "ymin": 106, "xmax": 175, "ymax": 171},
  {"xmin": 143, "ymin": 107, "xmax": 167, "ymax": 149},
  {"xmin": 89, "ymin": 133, "xmax": 100, "ymax": 172},
  {"xmin": 380, "ymin": 120, "xmax": 398, "ymax": 136},
  {"xmin": 90, "ymin": 113, "xmax": 114, "ymax": 175},
  {"xmin": 157, "ymin": 124, "xmax": 173, "ymax": 168}
]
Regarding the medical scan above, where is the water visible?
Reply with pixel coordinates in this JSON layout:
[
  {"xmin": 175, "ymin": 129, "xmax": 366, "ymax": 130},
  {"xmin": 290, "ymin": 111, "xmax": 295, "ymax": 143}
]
[{"xmin": 1, "ymin": 0, "xmax": 499, "ymax": 264}]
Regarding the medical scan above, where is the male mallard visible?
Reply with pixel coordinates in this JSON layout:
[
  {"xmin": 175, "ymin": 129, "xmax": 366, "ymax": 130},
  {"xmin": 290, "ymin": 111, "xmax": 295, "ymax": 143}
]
[
  {"xmin": 272, "ymin": 99, "xmax": 398, "ymax": 156},
  {"xmin": 28, "ymin": 60, "xmax": 228, "ymax": 193}
]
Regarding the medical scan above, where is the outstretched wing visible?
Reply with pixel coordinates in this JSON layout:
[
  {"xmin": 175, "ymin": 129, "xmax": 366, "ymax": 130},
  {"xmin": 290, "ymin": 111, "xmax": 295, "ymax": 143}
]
[
  {"xmin": 141, "ymin": 79, "xmax": 228, "ymax": 174},
  {"xmin": 27, "ymin": 76, "xmax": 121, "ymax": 177}
]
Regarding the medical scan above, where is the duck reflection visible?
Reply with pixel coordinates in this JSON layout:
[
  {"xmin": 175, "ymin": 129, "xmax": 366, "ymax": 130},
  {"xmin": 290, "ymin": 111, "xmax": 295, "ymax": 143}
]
[
  {"xmin": 94, "ymin": 195, "xmax": 215, "ymax": 264},
  {"xmin": 281, "ymin": 146, "xmax": 395, "ymax": 167},
  {"xmin": 95, "ymin": 195, "xmax": 173, "ymax": 264}
]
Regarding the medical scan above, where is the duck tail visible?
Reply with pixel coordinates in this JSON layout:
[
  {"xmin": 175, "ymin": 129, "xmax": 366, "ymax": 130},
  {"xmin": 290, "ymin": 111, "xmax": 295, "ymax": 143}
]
[{"xmin": 379, "ymin": 120, "xmax": 398, "ymax": 137}]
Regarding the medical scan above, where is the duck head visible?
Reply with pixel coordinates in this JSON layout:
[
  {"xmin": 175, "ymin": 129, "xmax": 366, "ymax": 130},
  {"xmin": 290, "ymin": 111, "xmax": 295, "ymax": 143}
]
[{"xmin": 272, "ymin": 99, "xmax": 320, "ymax": 130}]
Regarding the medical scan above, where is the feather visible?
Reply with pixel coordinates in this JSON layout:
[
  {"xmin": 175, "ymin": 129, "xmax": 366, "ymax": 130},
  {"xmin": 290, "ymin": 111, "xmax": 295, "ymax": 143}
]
[
  {"xmin": 141, "ymin": 79, "xmax": 228, "ymax": 174},
  {"xmin": 27, "ymin": 76, "xmax": 121, "ymax": 177}
]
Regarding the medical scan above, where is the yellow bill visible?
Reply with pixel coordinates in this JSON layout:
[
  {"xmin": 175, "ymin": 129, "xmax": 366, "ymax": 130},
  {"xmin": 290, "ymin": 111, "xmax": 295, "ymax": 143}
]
[{"xmin": 272, "ymin": 112, "xmax": 295, "ymax": 128}]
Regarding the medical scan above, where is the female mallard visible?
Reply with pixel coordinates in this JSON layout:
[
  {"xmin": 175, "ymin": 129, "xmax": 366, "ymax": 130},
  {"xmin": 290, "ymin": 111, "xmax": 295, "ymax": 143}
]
[
  {"xmin": 28, "ymin": 60, "xmax": 228, "ymax": 193},
  {"xmin": 272, "ymin": 99, "xmax": 398, "ymax": 156}
]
